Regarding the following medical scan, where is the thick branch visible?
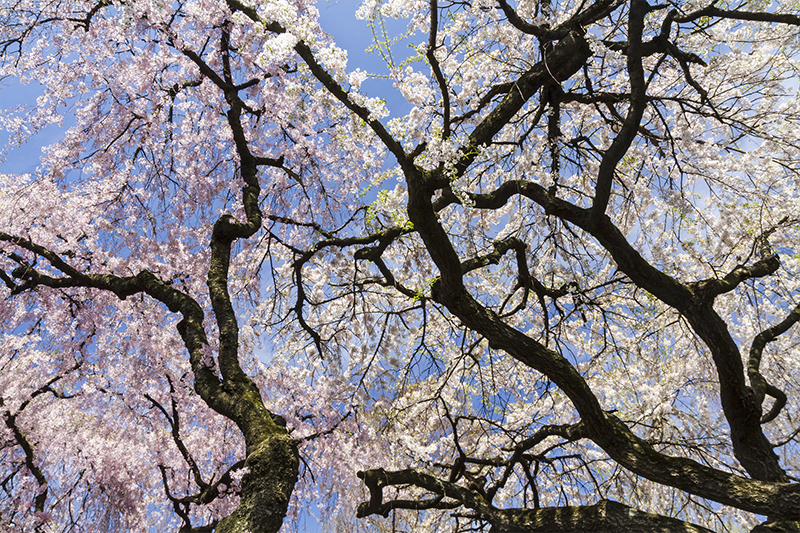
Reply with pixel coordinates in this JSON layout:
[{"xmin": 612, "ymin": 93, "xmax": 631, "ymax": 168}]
[
  {"xmin": 0, "ymin": 235, "xmax": 233, "ymax": 417},
  {"xmin": 356, "ymin": 469, "xmax": 725, "ymax": 532},
  {"xmin": 513, "ymin": 421, "xmax": 588, "ymax": 454},
  {"xmin": 356, "ymin": 468, "xmax": 492, "ymax": 518},
  {"xmin": 490, "ymin": 499, "xmax": 715, "ymax": 533},
  {"xmin": 498, "ymin": 0, "xmax": 625, "ymax": 41},
  {"xmin": 460, "ymin": 236, "xmax": 527, "ymax": 275},
  {"xmin": 674, "ymin": 6, "xmax": 800, "ymax": 25},
  {"xmin": 690, "ymin": 255, "xmax": 781, "ymax": 302}
]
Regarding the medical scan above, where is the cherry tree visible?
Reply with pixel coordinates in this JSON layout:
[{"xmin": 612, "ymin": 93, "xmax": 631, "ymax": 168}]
[
  {"xmin": 2, "ymin": 0, "xmax": 800, "ymax": 531},
  {"xmin": 0, "ymin": 0, "xmax": 377, "ymax": 530}
]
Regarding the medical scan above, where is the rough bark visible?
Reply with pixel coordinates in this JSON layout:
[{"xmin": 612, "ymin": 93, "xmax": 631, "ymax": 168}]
[
  {"xmin": 489, "ymin": 500, "xmax": 715, "ymax": 533},
  {"xmin": 216, "ymin": 433, "xmax": 299, "ymax": 533}
]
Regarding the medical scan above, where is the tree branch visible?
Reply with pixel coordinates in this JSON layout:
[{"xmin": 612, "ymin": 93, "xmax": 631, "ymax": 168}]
[
  {"xmin": 356, "ymin": 468, "xmax": 492, "ymax": 518},
  {"xmin": 690, "ymin": 255, "xmax": 781, "ymax": 302},
  {"xmin": 674, "ymin": 5, "xmax": 800, "ymax": 26},
  {"xmin": 591, "ymin": 0, "xmax": 648, "ymax": 217},
  {"xmin": 427, "ymin": 0, "xmax": 451, "ymax": 138},
  {"xmin": 748, "ymin": 301, "xmax": 800, "ymax": 423},
  {"xmin": 490, "ymin": 499, "xmax": 715, "ymax": 532},
  {"xmin": 2, "ymin": 406, "xmax": 49, "ymax": 517}
]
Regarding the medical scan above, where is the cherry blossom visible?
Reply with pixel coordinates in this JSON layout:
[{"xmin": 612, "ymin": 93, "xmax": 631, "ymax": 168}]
[{"xmin": 2, "ymin": 0, "xmax": 800, "ymax": 531}]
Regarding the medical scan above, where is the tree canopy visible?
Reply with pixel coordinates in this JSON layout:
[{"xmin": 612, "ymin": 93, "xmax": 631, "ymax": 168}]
[{"xmin": 2, "ymin": 0, "xmax": 800, "ymax": 531}]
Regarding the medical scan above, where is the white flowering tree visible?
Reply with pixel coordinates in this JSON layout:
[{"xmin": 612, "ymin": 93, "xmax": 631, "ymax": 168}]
[{"xmin": 2, "ymin": 0, "xmax": 800, "ymax": 531}]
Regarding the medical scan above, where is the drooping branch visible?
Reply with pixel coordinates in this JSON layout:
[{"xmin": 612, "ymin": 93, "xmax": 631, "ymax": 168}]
[
  {"xmin": 145, "ymin": 379, "xmax": 209, "ymax": 495},
  {"xmin": 292, "ymin": 41, "xmax": 410, "ymax": 167},
  {"xmin": 0, "ymin": 367, "xmax": 79, "ymax": 527},
  {"xmin": 748, "ymin": 301, "xmax": 800, "ymax": 423},
  {"xmin": 291, "ymin": 258, "xmax": 325, "ymax": 357},
  {"xmin": 284, "ymin": 223, "xmax": 416, "ymax": 351},
  {"xmin": 1, "ymin": 405, "xmax": 49, "ymax": 518},
  {"xmin": 0, "ymin": 127, "xmax": 299, "ymax": 533}
]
